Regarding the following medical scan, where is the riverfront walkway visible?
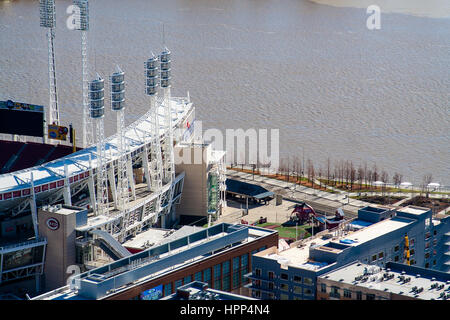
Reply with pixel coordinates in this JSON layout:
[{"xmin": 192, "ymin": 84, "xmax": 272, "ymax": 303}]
[
  {"xmin": 222, "ymin": 169, "xmax": 449, "ymax": 225},
  {"xmin": 225, "ymin": 169, "xmax": 369, "ymax": 219}
]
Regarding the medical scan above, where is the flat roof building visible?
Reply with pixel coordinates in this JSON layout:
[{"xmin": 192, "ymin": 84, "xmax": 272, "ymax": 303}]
[
  {"xmin": 32, "ymin": 223, "xmax": 277, "ymax": 300},
  {"xmin": 317, "ymin": 261, "xmax": 450, "ymax": 300},
  {"xmin": 246, "ymin": 205, "xmax": 450, "ymax": 300}
]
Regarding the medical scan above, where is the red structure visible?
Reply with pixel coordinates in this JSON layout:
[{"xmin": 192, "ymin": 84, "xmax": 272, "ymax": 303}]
[{"xmin": 290, "ymin": 202, "xmax": 317, "ymax": 224}]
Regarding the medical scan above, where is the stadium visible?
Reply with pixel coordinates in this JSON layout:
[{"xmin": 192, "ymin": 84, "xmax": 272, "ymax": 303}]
[{"xmin": 0, "ymin": 0, "xmax": 226, "ymax": 298}]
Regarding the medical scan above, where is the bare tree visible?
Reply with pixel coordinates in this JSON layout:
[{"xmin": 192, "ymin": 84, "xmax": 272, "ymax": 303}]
[
  {"xmin": 318, "ymin": 166, "xmax": 323, "ymax": 189},
  {"xmin": 295, "ymin": 156, "xmax": 301, "ymax": 184},
  {"xmin": 357, "ymin": 165, "xmax": 364, "ymax": 187},
  {"xmin": 422, "ymin": 173, "xmax": 433, "ymax": 198},
  {"xmin": 307, "ymin": 159, "xmax": 315, "ymax": 188},
  {"xmin": 372, "ymin": 164, "xmax": 378, "ymax": 190},
  {"xmin": 366, "ymin": 168, "xmax": 373, "ymax": 190},
  {"xmin": 286, "ymin": 156, "xmax": 290, "ymax": 182},
  {"xmin": 349, "ymin": 162, "xmax": 356, "ymax": 191},
  {"xmin": 344, "ymin": 161, "xmax": 350, "ymax": 190},
  {"xmin": 333, "ymin": 161, "xmax": 339, "ymax": 186},
  {"xmin": 381, "ymin": 171, "xmax": 389, "ymax": 195},
  {"xmin": 363, "ymin": 162, "xmax": 368, "ymax": 187},
  {"xmin": 326, "ymin": 157, "xmax": 331, "ymax": 186},
  {"xmin": 392, "ymin": 172, "xmax": 403, "ymax": 189}
]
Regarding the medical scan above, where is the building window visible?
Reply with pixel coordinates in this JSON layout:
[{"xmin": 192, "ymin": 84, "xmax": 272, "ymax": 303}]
[
  {"xmin": 253, "ymin": 290, "xmax": 261, "ymax": 299},
  {"xmin": 241, "ymin": 254, "xmax": 249, "ymax": 284},
  {"xmin": 184, "ymin": 275, "xmax": 192, "ymax": 285},
  {"xmin": 164, "ymin": 283, "xmax": 172, "ymax": 296},
  {"xmin": 425, "ymin": 252, "xmax": 430, "ymax": 259},
  {"xmin": 433, "ymin": 230, "xmax": 437, "ymax": 236},
  {"xmin": 425, "ymin": 242, "xmax": 430, "ymax": 249},
  {"xmin": 425, "ymin": 232, "xmax": 431, "ymax": 239},
  {"xmin": 268, "ymin": 271, "xmax": 275, "ymax": 280},
  {"xmin": 366, "ymin": 294, "xmax": 375, "ymax": 300},
  {"xmin": 371, "ymin": 254, "xmax": 377, "ymax": 262},
  {"xmin": 394, "ymin": 245, "xmax": 399, "ymax": 252},
  {"xmin": 268, "ymin": 293, "xmax": 275, "ymax": 299},
  {"xmin": 280, "ymin": 283, "xmax": 289, "ymax": 292},
  {"xmin": 254, "ymin": 280, "xmax": 261, "ymax": 288},
  {"xmin": 233, "ymin": 256, "xmax": 240, "ymax": 270},
  {"xmin": 410, "ymin": 259, "xmax": 416, "ymax": 265},
  {"xmin": 223, "ymin": 275, "xmax": 230, "ymax": 291},
  {"xmin": 378, "ymin": 252, "xmax": 384, "ymax": 259},
  {"xmin": 214, "ymin": 264, "xmax": 221, "ymax": 290},
  {"xmin": 204, "ymin": 268, "xmax": 212, "ymax": 286},
  {"xmin": 214, "ymin": 278, "xmax": 221, "ymax": 290},
  {"xmin": 410, "ymin": 249, "xmax": 415, "ymax": 256},
  {"xmin": 232, "ymin": 272, "xmax": 239, "ymax": 289},
  {"xmin": 255, "ymin": 268, "xmax": 262, "ymax": 277},
  {"xmin": 394, "ymin": 255, "xmax": 399, "ymax": 262},
  {"xmin": 433, "ymin": 260, "xmax": 436, "ymax": 266},
  {"xmin": 293, "ymin": 286, "xmax": 302, "ymax": 294},
  {"xmin": 321, "ymin": 283, "xmax": 327, "ymax": 293},
  {"xmin": 304, "ymin": 277, "xmax": 313, "ymax": 285},
  {"xmin": 223, "ymin": 261, "xmax": 230, "ymax": 276},
  {"xmin": 214, "ymin": 264, "xmax": 221, "ymax": 279},
  {"xmin": 281, "ymin": 273, "xmax": 289, "ymax": 280},
  {"xmin": 304, "ymin": 288, "xmax": 313, "ymax": 296},
  {"xmin": 425, "ymin": 263, "xmax": 430, "ymax": 268},
  {"xmin": 268, "ymin": 282, "xmax": 274, "ymax": 290},
  {"xmin": 293, "ymin": 275, "xmax": 302, "ymax": 283},
  {"xmin": 280, "ymin": 294, "xmax": 289, "ymax": 300},
  {"xmin": 195, "ymin": 271, "xmax": 202, "ymax": 282},
  {"xmin": 330, "ymin": 286, "xmax": 340, "ymax": 299},
  {"xmin": 175, "ymin": 279, "xmax": 182, "ymax": 289},
  {"xmin": 410, "ymin": 238, "xmax": 415, "ymax": 247},
  {"xmin": 356, "ymin": 291, "xmax": 362, "ymax": 300},
  {"xmin": 344, "ymin": 289, "xmax": 352, "ymax": 299}
]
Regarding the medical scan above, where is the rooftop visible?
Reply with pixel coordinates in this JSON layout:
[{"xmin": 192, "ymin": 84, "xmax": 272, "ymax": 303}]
[
  {"xmin": 161, "ymin": 281, "xmax": 256, "ymax": 300},
  {"xmin": 33, "ymin": 223, "xmax": 276, "ymax": 300},
  {"xmin": 123, "ymin": 225, "xmax": 202, "ymax": 250},
  {"xmin": 256, "ymin": 234, "xmax": 333, "ymax": 271},
  {"xmin": 319, "ymin": 261, "xmax": 450, "ymax": 300},
  {"xmin": 397, "ymin": 206, "xmax": 430, "ymax": 216},
  {"xmin": 335, "ymin": 217, "xmax": 412, "ymax": 247},
  {"xmin": 255, "ymin": 214, "xmax": 414, "ymax": 271}
]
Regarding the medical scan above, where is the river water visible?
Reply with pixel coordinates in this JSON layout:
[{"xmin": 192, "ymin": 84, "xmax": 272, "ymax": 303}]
[{"xmin": 0, "ymin": 0, "xmax": 449, "ymax": 185}]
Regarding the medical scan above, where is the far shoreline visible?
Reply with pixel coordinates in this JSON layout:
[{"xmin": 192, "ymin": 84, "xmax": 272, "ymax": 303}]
[{"xmin": 307, "ymin": 0, "xmax": 450, "ymax": 19}]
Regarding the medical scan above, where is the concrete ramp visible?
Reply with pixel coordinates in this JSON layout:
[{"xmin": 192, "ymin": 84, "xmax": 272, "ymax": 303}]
[{"xmin": 91, "ymin": 229, "xmax": 132, "ymax": 260}]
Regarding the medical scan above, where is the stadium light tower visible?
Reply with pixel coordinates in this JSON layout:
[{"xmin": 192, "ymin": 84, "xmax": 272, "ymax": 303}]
[
  {"xmin": 110, "ymin": 66, "xmax": 129, "ymax": 211},
  {"xmin": 145, "ymin": 53, "xmax": 163, "ymax": 223},
  {"xmin": 40, "ymin": 0, "xmax": 59, "ymax": 133},
  {"xmin": 73, "ymin": 0, "xmax": 93, "ymax": 148},
  {"xmin": 89, "ymin": 74, "xmax": 109, "ymax": 216},
  {"xmin": 159, "ymin": 48, "xmax": 175, "ymax": 184}
]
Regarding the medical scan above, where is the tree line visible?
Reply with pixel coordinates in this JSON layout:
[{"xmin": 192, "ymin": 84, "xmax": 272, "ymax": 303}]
[{"xmin": 233, "ymin": 156, "xmax": 434, "ymax": 195}]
